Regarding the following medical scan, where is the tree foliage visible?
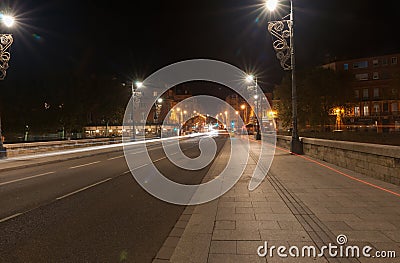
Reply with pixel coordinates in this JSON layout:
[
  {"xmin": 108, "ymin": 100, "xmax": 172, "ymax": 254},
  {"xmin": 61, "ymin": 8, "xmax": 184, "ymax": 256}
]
[
  {"xmin": 273, "ymin": 68, "xmax": 350, "ymax": 131},
  {"xmin": 0, "ymin": 72, "xmax": 130, "ymax": 135}
]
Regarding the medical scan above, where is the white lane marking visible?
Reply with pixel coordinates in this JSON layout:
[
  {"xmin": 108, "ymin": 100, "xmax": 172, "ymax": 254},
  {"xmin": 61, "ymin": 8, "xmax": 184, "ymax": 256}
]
[
  {"xmin": 56, "ymin": 177, "xmax": 112, "ymax": 200},
  {"xmin": 133, "ymin": 163, "xmax": 151, "ymax": 170},
  {"xmin": 107, "ymin": 155, "xmax": 124, "ymax": 161},
  {"xmin": 68, "ymin": 161, "xmax": 100, "ymax": 169},
  {"xmin": 0, "ymin": 213, "xmax": 22, "ymax": 223},
  {"xmin": 128, "ymin": 150, "xmax": 146, "ymax": 155},
  {"xmin": 153, "ymin": 156, "xmax": 167, "ymax": 163},
  {"xmin": 0, "ymin": 171, "xmax": 56, "ymax": 187}
]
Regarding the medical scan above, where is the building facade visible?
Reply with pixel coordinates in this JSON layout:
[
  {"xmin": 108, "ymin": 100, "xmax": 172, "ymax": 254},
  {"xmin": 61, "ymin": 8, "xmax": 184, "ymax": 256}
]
[
  {"xmin": 323, "ymin": 53, "xmax": 400, "ymax": 132},
  {"xmin": 225, "ymin": 93, "xmax": 275, "ymax": 132}
]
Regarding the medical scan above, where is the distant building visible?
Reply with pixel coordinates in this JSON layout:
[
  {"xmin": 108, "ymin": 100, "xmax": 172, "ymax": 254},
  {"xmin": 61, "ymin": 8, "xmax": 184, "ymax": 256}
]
[
  {"xmin": 225, "ymin": 93, "xmax": 274, "ymax": 132},
  {"xmin": 133, "ymin": 86, "xmax": 193, "ymax": 126},
  {"xmin": 87, "ymin": 86, "xmax": 195, "ymax": 137},
  {"xmin": 323, "ymin": 53, "xmax": 400, "ymax": 132}
]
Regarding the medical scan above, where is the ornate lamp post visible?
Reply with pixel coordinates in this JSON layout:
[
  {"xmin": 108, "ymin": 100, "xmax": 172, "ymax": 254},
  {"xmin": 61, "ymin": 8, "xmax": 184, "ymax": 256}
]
[
  {"xmin": 266, "ymin": 0, "xmax": 303, "ymax": 154},
  {"xmin": 0, "ymin": 13, "xmax": 15, "ymax": 157}
]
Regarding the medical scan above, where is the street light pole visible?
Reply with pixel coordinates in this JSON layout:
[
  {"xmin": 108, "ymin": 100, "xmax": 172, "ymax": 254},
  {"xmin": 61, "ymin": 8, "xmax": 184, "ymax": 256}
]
[
  {"xmin": 0, "ymin": 13, "xmax": 16, "ymax": 158},
  {"xmin": 246, "ymin": 74, "xmax": 261, "ymax": 140},
  {"xmin": 289, "ymin": 0, "xmax": 302, "ymax": 153},
  {"xmin": 154, "ymin": 98, "xmax": 163, "ymax": 137},
  {"xmin": 266, "ymin": 0, "xmax": 303, "ymax": 154},
  {"xmin": 0, "ymin": 116, "xmax": 5, "ymax": 157},
  {"xmin": 131, "ymin": 81, "xmax": 143, "ymax": 141},
  {"xmin": 255, "ymin": 76, "xmax": 261, "ymax": 140}
]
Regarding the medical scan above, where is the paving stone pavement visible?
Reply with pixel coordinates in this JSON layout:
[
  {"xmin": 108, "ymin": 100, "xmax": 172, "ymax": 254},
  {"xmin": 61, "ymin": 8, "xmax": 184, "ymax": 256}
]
[{"xmin": 153, "ymin": 136, "xmax": 400, "ymax": 263}]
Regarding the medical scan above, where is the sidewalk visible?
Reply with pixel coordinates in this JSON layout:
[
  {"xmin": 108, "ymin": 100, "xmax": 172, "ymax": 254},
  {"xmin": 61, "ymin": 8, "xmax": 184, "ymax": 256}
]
[{"xmin": 153, "ymin": 137, "xmax": 400, "ymax": 263}]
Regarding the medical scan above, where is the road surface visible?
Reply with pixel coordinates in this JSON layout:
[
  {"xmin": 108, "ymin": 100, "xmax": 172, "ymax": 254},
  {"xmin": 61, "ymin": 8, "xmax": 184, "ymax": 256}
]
[{"xmin": 0, "ymin": 134, "xmax": 228, "ymax": 262}]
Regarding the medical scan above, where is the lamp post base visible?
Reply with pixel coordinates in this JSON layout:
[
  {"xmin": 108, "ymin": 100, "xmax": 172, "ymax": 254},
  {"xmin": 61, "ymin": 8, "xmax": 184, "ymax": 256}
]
[
  {"xmin": 290, "ymin": 137, "xmax": 303, "ymax": 155},
  {"xmin": 0, "ymin": 146, "xmax": 7, "ymax": 158}
]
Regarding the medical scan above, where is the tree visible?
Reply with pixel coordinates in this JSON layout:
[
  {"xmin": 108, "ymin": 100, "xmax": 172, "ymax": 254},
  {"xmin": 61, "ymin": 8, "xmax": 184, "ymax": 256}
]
[{"xmin": 273, "ymin": 68, "xmax": 350, "ymax": 131}]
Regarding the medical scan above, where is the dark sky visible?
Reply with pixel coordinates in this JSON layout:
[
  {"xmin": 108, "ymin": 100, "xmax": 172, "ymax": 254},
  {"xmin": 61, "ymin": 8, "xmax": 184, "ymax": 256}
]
[{"xmin": 3, "ymin": 0, "xmax": 400, "ymax": 90}]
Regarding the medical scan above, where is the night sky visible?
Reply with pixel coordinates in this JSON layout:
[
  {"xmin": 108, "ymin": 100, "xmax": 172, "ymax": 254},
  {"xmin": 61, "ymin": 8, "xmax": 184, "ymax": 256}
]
[{"xmin": 3, "ymin": 0, "xmax": 400, "ymax": 90}]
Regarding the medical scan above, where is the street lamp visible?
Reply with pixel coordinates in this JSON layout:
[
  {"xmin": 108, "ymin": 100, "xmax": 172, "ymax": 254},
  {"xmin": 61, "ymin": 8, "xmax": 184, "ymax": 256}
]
[
  {"xmin": 130, "ymin": 80, "xmax": 143, "ymax": 140},
  {"xmin": 240, "ymin": 104, "xmax": 248, "ymax": 126},
  {"xmin": 224, "ymin": 110, "xmax": 228, "ymax": 129},
  {"xmin": 235, "ymin": 111, "xmax": 239, "ymax": 132},
  {"xmin": 0, "ymin": 13, "xmax": 15, "ymax": 80},
  {"xmin": 266, "ymin": 0, "xmax": 303, "ymax": 154},
  {"xmin": 246, "ymin": 74, "xmax": 261, "ymax": 140},
  {"xmin": 154, "ymin": 98, "xmax": 163, "ymax": 137},
  {"xmin": 265, "ymin": 0, "xmax": 278, "ymax": 11},
  {"xmin": 0, "ymin": 13, "xmax": 15, "ymax": 157}
]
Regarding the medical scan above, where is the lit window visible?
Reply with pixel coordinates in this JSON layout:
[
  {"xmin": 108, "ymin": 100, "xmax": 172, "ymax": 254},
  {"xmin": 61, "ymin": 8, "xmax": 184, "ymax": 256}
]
[
  {"xmin": 354, "ymin": 90, "xmax": 359, "ymax": 99},
  {"xmin": 363, "ymin": 105, "xmax": 369, "ymax": 116},
  {"xmin": 373, "ymin": 103, "xmax": 380, "ymax": 113},
  {"xmin": 392, "ymin": 57, "xmax": 398, "ymax": 65},
  {"xmin": 363, "ymin": 89, "xmax": 369, "ymax": 98},
  {"xmin": 355, "ymin": 73, "xmax": 369, "ymax": 81},
  {"xmin": 373, "ymin": 72, "xmax": 379, "ymax": 80},
  {"xmin": 354, "ymin": 106, "xmax": 360, "ymax": 117},
  {"xmin": 353, "ymin": 61, "xmax": 368, "ymax": 69},
  {"xmin": 373, "ymin": 88, "xmax": 379, "ymax": 98},
  {"xmin": 344, "ymin": 64, "xmax": 349, "ymax": 70}
]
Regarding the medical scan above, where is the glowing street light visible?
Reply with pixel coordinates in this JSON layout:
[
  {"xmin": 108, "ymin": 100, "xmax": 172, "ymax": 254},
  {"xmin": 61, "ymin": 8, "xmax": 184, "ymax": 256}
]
[
  {"xmin": 1, "ymin": 14, "xmax": 15, "ymax": 28},
  {"xmin": 265, "ymin": 0, "xmax": 278, "ymax": 11},
  {"xmin": 135, "ymin": 81, "xmax": 143, "ymax": 89},
  {"xmin": 245, "ymin": 74, "xmax": 254, "ymax": 83}
]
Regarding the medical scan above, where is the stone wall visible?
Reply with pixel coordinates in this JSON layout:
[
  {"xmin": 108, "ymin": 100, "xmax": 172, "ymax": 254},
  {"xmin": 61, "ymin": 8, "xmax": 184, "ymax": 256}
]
[
  {"xmin": 3, "ymin": 137, "xmax": 122, "ymax": 158},
  {"xmin": 276, "ymin": 135, "xmax": 400, "ymax": 186}
]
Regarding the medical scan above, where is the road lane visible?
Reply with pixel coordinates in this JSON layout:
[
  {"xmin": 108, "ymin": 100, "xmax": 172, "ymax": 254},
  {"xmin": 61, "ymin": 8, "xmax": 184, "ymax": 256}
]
[
  {"xmin": 0, "ymin": 135, "xmax": 229, "ymax": 262},
  {"xmin": 0, "ymin": 137, "xmax": 202, "ymax": 219},
  {"xmin": 0, "ymin": 171, "xmax": 56, "ymax": 186}
]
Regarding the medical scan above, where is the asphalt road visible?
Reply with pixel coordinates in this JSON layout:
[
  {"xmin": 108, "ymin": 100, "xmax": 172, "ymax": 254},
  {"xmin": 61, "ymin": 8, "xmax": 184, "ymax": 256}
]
[{"xmin": 0, "ymin": 134, "xmax": 228, "ymax": 262}]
